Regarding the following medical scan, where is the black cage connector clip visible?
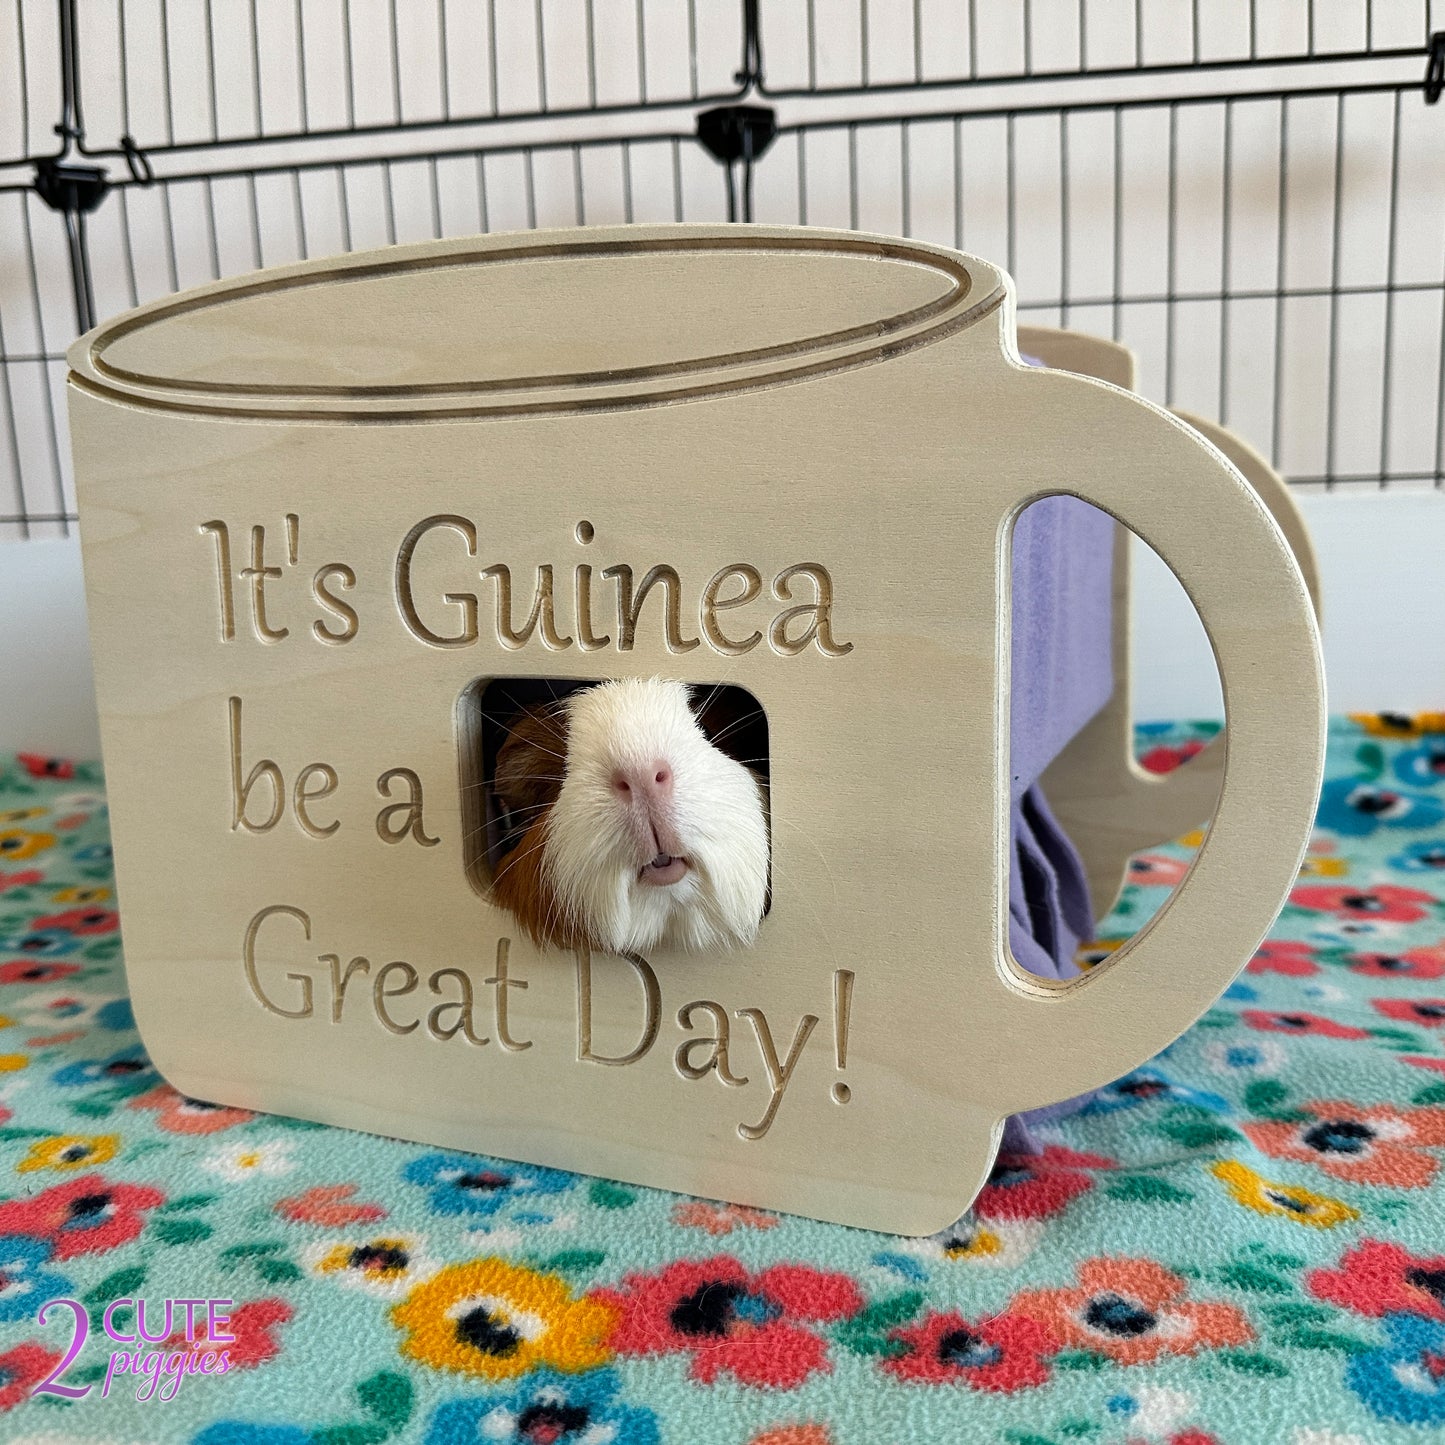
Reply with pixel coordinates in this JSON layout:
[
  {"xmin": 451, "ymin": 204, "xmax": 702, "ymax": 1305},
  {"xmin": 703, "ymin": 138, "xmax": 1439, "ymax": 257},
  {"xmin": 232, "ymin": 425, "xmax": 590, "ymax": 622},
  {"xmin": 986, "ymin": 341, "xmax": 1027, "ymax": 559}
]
[
  {"xmin": 33, "ymin": 158, "xmax": 109, "ymax": 216},
  {"xmin": 1426, "ymin": 31, "xmax": 1444, "ymax": 105},
  {"xmin": 697, "ymin": 104, "xmax": 777, "ymax": 223}
]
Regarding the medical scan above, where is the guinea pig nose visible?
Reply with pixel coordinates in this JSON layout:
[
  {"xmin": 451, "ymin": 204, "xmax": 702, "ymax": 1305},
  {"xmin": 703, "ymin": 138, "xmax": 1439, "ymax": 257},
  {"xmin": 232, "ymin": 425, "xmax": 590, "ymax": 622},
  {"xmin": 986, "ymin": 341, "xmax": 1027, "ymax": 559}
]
[{"xmin": 611, "ymin": 762, "xmax": 673, "ymax": 803}]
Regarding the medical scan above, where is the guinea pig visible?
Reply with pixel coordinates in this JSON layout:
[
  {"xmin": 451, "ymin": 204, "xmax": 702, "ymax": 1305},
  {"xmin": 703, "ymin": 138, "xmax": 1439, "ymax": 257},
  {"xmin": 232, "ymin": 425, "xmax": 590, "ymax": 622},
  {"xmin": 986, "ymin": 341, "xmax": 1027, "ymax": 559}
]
[{"xmin": 489, "ymin": 678, "xmax": 769, "ymax": 956}]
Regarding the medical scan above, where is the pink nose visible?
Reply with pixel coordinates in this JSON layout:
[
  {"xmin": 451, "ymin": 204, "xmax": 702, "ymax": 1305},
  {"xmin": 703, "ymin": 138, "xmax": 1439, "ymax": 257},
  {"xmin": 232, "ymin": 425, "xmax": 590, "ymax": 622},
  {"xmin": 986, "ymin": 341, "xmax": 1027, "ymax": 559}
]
[{"xmin": 611, "ymin": 761, "xmax": 673, "ymax": 807}]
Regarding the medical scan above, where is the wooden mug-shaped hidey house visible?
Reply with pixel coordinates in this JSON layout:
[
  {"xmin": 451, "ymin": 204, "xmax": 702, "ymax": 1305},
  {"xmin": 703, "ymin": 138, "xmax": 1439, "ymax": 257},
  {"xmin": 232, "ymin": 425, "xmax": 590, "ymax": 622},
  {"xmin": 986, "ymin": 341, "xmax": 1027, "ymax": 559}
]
[{"xmin": 67, "ymin": 225, "xmax": 1325, "ymax": 1234}]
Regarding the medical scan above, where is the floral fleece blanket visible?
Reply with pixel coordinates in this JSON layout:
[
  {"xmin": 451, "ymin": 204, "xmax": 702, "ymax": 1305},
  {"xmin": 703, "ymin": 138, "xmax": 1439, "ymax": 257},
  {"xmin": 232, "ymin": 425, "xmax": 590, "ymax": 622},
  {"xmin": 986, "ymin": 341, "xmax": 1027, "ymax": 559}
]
[{"xmin": 0, "ymin": 716, "xmax": 1441, "ymax": 1445}]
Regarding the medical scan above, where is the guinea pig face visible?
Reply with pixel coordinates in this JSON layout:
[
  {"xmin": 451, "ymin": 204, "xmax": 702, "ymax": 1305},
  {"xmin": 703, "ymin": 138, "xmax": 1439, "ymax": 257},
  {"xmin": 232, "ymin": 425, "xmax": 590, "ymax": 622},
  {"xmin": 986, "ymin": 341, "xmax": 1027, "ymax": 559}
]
[{"xmin": 544, "ymin": 678, "xmax": 769, "ymax": 956}]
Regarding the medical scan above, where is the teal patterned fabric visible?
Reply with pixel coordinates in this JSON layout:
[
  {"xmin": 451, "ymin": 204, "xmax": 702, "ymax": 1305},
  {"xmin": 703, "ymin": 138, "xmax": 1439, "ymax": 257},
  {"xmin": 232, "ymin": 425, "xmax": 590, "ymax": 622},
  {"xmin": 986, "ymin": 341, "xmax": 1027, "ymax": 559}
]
[{"xmin": 0, "ymin": 716, "xmax": 1442, "ymax": 1444}]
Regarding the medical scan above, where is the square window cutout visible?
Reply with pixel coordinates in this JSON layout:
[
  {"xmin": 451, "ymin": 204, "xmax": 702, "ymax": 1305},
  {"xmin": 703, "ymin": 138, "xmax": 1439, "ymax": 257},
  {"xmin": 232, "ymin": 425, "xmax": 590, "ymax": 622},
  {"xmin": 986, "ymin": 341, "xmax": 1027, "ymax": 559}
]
[{"xmin": 459, "ymin": 677, "xmax": 771, "ymax": 901}]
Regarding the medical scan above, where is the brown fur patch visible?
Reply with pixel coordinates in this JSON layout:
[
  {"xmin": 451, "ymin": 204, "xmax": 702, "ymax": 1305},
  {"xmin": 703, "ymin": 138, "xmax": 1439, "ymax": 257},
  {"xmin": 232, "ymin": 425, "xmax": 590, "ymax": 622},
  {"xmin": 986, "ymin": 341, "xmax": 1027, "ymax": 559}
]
[
  {"xmin": 490, "ymin": 814, "xmax": 576, "ymax": 949},
  {"xmin": 491, "ymin": 703, "xmax": 578, "ymax": 949}
]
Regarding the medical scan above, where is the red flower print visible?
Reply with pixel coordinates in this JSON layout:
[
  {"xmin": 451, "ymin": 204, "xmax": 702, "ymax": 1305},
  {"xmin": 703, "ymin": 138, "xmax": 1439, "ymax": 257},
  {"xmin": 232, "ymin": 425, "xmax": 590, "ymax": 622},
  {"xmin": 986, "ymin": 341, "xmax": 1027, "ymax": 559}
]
[
  {"xmin": 1290, "ymin": 885, "xmax": 1436, "ymax": 925},
  {"xmin": 1009, "ymin": 1257, "xmax": 1252, "ymax": 1366},
  {"xmin": 31, "ymin": 907, "xmax": 119, "ymax": 936},
  {"xmin": 128, "ymin": 1083, "xmax": 255, "ymax": 1135},
  {"xmin": 1244, "ymin": 1100, "xmax": 1445, "ymax": 1188},
  {"xmin": 18, "ymin": 754, "xmax": 75, "ymax": 780},
  {"xmin": 882, "ymin": 1309, "xmax": 1056, "ymax": 1390},
  {"xmin": 0, "ymin": 870, "xmax": 43, "ymax": 895},
  {"xmin": 1404, "ymin": 1056, "xmax": 1445, "ymax": 1075},
  {"xmin": 1373, "ymin": 998, "xmax": 1445, "ymax": 1028},
  {"xmin": 1246, "ymin": 941, "xmax": 1319, "ymax": 977},
  {"xmin": 0, "ymin": 960, "xmax": 79, "ymax": 985},
  {"xmin": 593, "ymin": 1256, "xmax": 863, "ymax": 1389},
  {"xmin": 1307, "ymin": 1240, "xmax": 1445, "ymax": 1323},
  {"xmin": 0, "ymin": 1341, "xmax": 63, "ymax": 1411},
  {"xmin": 164, "ymin": 1298, "xmax": 291, "ymax": 1369},
  {"xmin": 0, "ymin": 1172, "xmax": 165, "ymax": 1259},
  {"xmin": 1351, "ymin": 948, "xmax": 1445, "ymax": 980},
  {"xmin": 672, "ymin": 1200, "xmax": 779, "ymax": 1235},
  {"xmin": 1127, "ymin": 854, "xmax": 1190, "ymax": 888},
  {"xmin": 274, "ymin": 1183, "xmax": 387, "ymax": 1227},
  {"xmin": 974, "ymin": 1146, "xmax": 1114, "ymax": 1222},
  {"xmin": 1139, "ymin": 740, "xmax": 1204, "ymax": 775},
  {"xmin": 750, "ymin": 1428, "xmax": 831, "ymax": 1445},
  {"xmin": 1241, "ymin": 1010, "xmax": 1369, "ymax": 1040}
]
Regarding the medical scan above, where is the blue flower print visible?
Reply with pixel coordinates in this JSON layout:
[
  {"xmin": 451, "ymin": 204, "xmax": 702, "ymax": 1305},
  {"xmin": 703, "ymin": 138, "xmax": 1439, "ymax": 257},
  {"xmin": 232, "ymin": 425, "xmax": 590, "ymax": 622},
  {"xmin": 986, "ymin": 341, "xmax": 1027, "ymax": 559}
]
[
  {"xmin": 193, "ymin": 1426, "xmax": 311, "ymax": 1445},
  {"xmin": 1316, "ymin": 776, "xmax": 1445, "ymax": 837},
  {"xmin": 1307, "ymin": 917, "xmax": 1406, "ymax": 949},
  {"xmin": 1395, "ymin": 740, "xmax": 1445, "ymax": 787},
  {"xmin": 0, "ymin": 928, "xmax": 79, "ymax": 959},
  {"xmin": 1081, "ymin": 1068, "xmax": 1232, "ymax": 1117},
  {"xmin": 425, "ymin": 1368, "xmax": 660, "ymax": 1445},
  {"xmin": 1201, "ymin": 1038, "xmax": 1288, "ymax": 1076},
  {"xmin": 71, "ymin": 842, "xmax": 112, "ymax": 862},
  {"xmin": 1346, "ymin": 1313, "xmax": 1445, "ymax": 1427},
  {"xmin": 52, "ymin": 1046, "xmax": 156, "ymax": 1090},
  {"xmin": 0, "ymin": 1234, "xmax": 72, "ymax": 1323},
  {"xmin": 96, "ymin": 997, "xmax": 135, "ymax": 1031},
  {"xmin": 403, "ymin": 1153, "xmax": 574, "ymax": 1217},
  {"xmin": 1391, "ymin": 840, "xmax": 1445, "ymax": 874}
]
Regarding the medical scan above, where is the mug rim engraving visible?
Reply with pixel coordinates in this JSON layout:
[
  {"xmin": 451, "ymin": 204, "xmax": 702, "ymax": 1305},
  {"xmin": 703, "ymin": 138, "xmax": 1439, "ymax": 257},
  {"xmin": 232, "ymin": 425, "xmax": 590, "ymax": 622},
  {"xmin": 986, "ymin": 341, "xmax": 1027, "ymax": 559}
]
[{"xmin": 68, "ymin": 226, "xmax": 1003, "ymax": 423}]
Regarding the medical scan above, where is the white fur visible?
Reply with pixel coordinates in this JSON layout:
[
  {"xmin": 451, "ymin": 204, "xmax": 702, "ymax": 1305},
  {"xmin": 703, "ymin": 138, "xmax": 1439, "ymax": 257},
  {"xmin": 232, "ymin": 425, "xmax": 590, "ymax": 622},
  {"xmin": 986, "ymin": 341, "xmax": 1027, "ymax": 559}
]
[{"xmin": 543, "ymin": 678, "xmax": 769, "ymax": 955}]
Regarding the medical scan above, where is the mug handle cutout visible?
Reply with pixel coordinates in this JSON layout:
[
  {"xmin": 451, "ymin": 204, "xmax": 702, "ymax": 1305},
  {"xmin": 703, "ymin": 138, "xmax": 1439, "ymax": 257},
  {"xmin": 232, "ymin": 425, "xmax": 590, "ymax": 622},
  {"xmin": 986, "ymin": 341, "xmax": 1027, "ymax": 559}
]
[{"xmin": 988, "ymin": 358, "xmax": 1326, "ymax": 1114}]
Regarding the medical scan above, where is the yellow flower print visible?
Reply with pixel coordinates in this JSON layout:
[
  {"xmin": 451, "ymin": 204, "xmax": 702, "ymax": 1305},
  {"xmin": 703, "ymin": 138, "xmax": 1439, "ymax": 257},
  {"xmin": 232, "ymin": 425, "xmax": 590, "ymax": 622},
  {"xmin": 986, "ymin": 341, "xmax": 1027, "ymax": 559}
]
[
  {"xmin": 1210, "ymin": 1160, "xmax": 1358, "ymax": 1229},
  {"xmin": 0, "ymin": 808, "xmax": 46, "ymax": 826},
  {"xmin": 1299, "ymin": 856, "xmax": 1349, "ymax": 878},
  {"xmin": 0, "ymin": 830, "xmax": 55, "ymax": 862},
  {"xmin": 0, "ymin": 1055, "xmax": 27, "ymax": 1072},
  {"xmin": 943, "ymin": 1223, "xmax": 1004, "ymax": 1261},
  {"xmin": 899, "ymin": 1216, "xmax": 1042, "ymax": 1270},
  {"xmin": 1076, "ymin": 938, "xmax": 1126, "ymax": 971},
  {"xmin": 50, "ymin": 885, "xmax": 112, "ymax": 905},
  {"xmin": 305, "ymin": 1233, "xmax": 439, "ymax": 1299},
  {"xmin": 1351, "ymin": 711, "xmax": 1445, "ymax": 738},
  {"xmin": 392, "ymin": 1257, "xmax": 615, "ymax": 1380},
  {"xmin": 17, "ymin": 1134, "xmax": 121, "ymax": 1173}
]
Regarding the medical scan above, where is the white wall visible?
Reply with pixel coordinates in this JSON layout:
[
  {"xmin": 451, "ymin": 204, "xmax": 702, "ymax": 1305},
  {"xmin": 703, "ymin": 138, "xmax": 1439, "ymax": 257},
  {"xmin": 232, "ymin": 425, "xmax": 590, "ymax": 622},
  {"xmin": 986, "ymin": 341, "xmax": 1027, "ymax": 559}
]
[
  {"xmin": 2, "ymin": 490, "xmax": 1439, "ymax": 761},
  {"xmin": 1132, "ymin": 490, "xmax": 1445, "ymax": 720},
  {"xmin": 0, "ymin": 539, "xmax": 100, "ymax": 759}
]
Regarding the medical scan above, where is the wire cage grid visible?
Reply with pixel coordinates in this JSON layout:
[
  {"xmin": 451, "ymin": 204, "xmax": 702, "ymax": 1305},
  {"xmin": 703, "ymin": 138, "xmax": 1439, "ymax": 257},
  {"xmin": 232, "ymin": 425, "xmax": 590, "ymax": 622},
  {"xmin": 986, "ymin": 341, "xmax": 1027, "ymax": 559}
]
[{"xmin": 2, "ymin": 0, "xmax": 1443, "ymax": 538}]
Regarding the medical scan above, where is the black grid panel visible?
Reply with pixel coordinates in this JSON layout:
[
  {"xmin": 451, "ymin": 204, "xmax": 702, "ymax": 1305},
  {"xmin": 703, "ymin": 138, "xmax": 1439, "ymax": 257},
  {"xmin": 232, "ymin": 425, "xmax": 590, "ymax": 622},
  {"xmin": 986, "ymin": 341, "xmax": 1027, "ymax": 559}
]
[
  {"xmin": 761, "ymin": 0, "xmax": 1440, "ymax": 95},
  {"xmin": 2, "ymin": 0, "xmax": 1443, "ymax": 538},
  {"xmin": 774, "ymin": 91, "xmax": 1445, "ymax": 493},
  {"xmin": 1, "ymin": 0, "xmax": 743, "ymax": 168},
  {"xmin": 0, "ymin": 185, "xmax": 74, "ymax": 537}
]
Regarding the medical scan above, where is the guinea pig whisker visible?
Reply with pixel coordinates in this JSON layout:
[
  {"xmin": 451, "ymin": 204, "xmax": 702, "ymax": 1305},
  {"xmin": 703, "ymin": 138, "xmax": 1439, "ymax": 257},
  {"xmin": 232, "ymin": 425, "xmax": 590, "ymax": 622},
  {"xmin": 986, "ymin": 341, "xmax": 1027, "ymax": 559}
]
[
  {"xmin": 688, "ymin": 681, "xmax": 728, "ymax": 721},
  {"xmin": 460, "ymin": 773, "xmax": 564, "ymax": 795},
  {"xmin": 704, "ymin": 708, "xmax": 767, "ymax": 750},
  {"xmin": 492, "ymin": 832, "xmax": 550, "ymax": 881},
  {"xmin": 478, "ymin": 708, "xmax": 570, "ymax": 762},
  {"xmin": 477, "ymin": 774, "xmax": 565, "ymax": 795}
]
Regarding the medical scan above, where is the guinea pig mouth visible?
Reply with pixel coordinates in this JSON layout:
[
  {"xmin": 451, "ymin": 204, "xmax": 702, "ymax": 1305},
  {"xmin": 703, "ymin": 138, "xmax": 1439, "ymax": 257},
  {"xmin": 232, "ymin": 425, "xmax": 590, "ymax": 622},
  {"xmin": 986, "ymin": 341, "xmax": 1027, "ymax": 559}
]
[{"xmin": 639, "ymin": 854, "xmax": 689, "ymax": 886}]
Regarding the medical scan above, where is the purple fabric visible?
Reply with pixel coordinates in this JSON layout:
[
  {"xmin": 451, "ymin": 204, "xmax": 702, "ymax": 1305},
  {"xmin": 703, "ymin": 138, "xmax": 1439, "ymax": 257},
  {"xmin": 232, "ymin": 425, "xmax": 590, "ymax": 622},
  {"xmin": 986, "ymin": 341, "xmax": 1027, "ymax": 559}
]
[
  {"xmin": 1007, "ymin": 785, "xmax": 1092, "ymax": 987},
  {"xmin": 1008, "ymin": 494, "xmax": 1115, "ymax": 800},
  {"xmin": 1002, "ymin": 782, "xmax": 1100, "ymax": 1153}
]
